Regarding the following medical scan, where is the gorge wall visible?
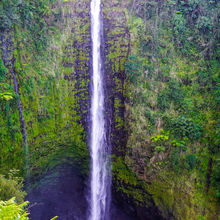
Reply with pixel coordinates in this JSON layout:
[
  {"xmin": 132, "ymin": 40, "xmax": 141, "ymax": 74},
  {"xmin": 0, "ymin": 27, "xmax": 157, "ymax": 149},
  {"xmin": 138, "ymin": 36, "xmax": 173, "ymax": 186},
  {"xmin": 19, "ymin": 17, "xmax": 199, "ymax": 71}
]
[
  {"xmin": 0, "ymin": 0, "xmax": 91, "ymax": 177},
  {"xmin": 0, "ymin": 0, "xmax": 129, "ymax": 179},
  {"xmin": 0, "ymin": 0, "xmax": 219, "ymax": 219}
]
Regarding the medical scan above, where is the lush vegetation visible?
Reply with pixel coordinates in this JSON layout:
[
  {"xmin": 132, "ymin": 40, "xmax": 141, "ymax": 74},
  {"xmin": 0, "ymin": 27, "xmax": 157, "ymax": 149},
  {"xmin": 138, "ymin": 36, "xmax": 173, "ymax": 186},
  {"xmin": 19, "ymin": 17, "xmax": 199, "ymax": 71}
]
[
  {"xmin": 0, "ymin": 0, "xmax": 61, "ymax": 52},
  {"xmin": 0, "ymin": 0, "xmax": 90, "ymax": 176},
  {"xmin": 0, "ymin": 0, "xmax": 219, "ymax": 219},
  {"xmin": 117, "ymin": 0, "xmax": 220, "ymax": 218},
  {"xmin": 0, "ymin": 197, "xmax": 57, "ymax": 220},
  {"xmin": 0, "ymin": 0, "xmax": 90, "ymax": 218}
]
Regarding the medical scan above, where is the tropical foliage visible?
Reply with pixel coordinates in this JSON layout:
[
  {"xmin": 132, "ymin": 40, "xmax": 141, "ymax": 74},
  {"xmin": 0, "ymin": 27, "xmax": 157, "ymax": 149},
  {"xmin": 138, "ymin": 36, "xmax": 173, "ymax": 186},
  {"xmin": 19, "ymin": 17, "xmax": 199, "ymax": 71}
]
[{"xmin": 0, "ymin": 0, "xmax": 219, "ymax": 219}]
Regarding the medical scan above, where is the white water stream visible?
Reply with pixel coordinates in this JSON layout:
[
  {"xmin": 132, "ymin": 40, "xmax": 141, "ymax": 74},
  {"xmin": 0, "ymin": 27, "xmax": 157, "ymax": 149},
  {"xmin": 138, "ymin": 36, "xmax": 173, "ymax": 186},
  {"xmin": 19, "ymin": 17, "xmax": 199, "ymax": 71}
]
[{"xmin": 90, "ymin": 0, "xmax": 111, "ymax": 220}]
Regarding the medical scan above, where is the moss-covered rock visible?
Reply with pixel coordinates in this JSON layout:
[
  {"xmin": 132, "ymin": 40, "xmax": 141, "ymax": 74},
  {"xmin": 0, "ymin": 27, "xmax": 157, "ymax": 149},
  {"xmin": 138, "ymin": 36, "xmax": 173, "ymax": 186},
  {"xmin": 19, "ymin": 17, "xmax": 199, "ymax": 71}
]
[{"xmin": 0, "ymin": 0, "xmax": 91, "ymax": 177}]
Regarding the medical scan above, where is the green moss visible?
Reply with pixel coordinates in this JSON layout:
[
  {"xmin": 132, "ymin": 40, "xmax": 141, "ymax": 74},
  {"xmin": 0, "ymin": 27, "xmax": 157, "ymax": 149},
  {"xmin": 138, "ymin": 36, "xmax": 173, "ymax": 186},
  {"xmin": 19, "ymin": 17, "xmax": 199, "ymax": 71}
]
[
  {"xmin": 0, "ymin": 0, "xmax": 91, "ymax": 179},
  {"xmin": 113, "ymin": 156, "xmax": 219, "ymax": 219},
  {"xmin": 112, "ymin": 156, "xmax": 152, "ymax": 206},
  {"xmin": 144, "ymin": 174, "xmax": 220, "ymax": 219}
]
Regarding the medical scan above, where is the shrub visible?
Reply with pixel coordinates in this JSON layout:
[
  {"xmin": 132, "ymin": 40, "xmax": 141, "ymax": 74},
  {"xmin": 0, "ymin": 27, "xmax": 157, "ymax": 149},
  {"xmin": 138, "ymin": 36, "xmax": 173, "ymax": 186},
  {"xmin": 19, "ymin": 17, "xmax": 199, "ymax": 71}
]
[
  {"xmin": 157, "ymin": 90, "xmax": 170, "ymax": 110},
  {"xmin": 0, "ymin": 59, "xmax": 6, "ymax": 81},
  {"xmin": 184, "ymin": 154, "xmax": 197, "ymax": 170},
  {"xmin": 0, "ymin": 171, "xmax": 26, "ymax": 204},
  {"xmin": 168, "ymin": 79, "xmax": 185, "ymax": 105},
  {"xmin": 170, "ymin": 115, "xmax": 201, "ymax": 140},
  {"xmin": 170, "ymin": 150, "xmax": 181, "ymax": 173},
  {"xmin": 0, "ymin": 0, "xmax": 20, "ymax": 30},
  {"xmin": 212, "ymin": 160, "xmax": 220, "ymax": 199},
  {"xmin": 125, "ymin": 55, "xmax": 142, "ymax": 84}
]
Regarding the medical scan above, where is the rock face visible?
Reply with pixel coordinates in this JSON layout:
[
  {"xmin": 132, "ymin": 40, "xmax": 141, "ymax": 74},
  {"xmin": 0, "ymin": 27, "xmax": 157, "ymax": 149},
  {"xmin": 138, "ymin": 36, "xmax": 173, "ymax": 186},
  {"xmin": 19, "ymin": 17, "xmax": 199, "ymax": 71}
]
[
  {"xmin": 0, "ymin": 0, "xmax": 92, "ymax": 176},
  {"xmin": 102, "ymin": 0, "xmax": 130, "ymax": 156},
  {"xmin": 0, "ymin": 0, "xmax": 174, "ymax": 219},
  {"xmin": 4, "ymin": 0, "xmax": 218, "ymax": 219}
]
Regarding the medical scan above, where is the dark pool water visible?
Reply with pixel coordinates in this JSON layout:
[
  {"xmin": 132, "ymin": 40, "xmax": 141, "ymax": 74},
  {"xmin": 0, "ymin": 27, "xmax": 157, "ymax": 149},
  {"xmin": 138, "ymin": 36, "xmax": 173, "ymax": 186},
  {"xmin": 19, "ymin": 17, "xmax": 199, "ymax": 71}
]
[{"xmin": 27, "ymin": 164, "xmax": 163, "ymax": 220}]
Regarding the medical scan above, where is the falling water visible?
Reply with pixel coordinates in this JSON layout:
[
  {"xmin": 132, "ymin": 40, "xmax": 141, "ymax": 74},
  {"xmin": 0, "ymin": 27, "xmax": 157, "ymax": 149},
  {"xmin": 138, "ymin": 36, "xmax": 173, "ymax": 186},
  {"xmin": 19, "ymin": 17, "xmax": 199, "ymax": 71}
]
[{"xmin": 90, "ymin": 0, "xmax": 111, "ymax": 220}]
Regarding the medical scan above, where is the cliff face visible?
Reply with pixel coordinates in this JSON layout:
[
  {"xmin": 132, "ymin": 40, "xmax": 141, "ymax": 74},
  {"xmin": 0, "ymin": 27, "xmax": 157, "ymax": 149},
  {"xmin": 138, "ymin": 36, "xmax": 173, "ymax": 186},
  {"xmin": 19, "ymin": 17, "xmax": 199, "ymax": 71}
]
[
  {"xmin": 102, "ymin": 0, "xmax": 130, "ymax": 156},
  {"xmin": 0, "ymin": 0, "xmax": 91, "ymax": 177},
  {"xmin": 0, "ymin": 0, "xmax": 219, "ymax": 219},
  {"xmin": 0, "ymin": 0, "xmax": 129, "ymax": 176},
  {"xmin": 111, "ymin": 1, "xmax": 220, "ymax": 219}
]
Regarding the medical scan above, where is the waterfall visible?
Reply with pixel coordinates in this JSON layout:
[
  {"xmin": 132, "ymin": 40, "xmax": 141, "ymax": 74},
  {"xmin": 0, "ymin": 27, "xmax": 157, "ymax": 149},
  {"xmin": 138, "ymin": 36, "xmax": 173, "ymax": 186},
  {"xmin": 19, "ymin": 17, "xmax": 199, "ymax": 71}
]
[{"xmin": 90, "ymin": 0, "xmax": 111, "ymax": 220}]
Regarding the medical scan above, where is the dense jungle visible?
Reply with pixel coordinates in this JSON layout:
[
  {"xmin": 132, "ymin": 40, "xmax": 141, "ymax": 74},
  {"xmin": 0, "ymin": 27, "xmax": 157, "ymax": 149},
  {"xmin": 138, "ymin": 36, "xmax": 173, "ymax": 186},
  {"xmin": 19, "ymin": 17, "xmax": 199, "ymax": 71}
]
[{"xmin": 0, "ymin": 0, "xmax": 219, "ymax": 219}]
